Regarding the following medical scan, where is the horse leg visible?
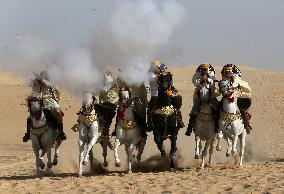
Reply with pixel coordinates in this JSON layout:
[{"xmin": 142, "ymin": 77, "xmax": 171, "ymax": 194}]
[
  {"xmin": 195, "ymin": 136, "xmax": 201, "ymax": 159},
  {"xmin": 53, "ymin": 140, "xmax": 61, "ymax": 166},
  {"xmin": 46, "ymin": 145, "xmax": 53, "ymax": 169},
  {"xmin": 216, "ymin": 123, "xmax": 223, "ymax": 151},
  {"xmin": 136, "ymin": 138, "xmax": 146, "ymax": 162},
  {"xmin": 170, "ymin": 133, "xmax": 178, "ymax": 170},
  {"xmin": 89, "ymin": 148, "xmax": 94, "ymax": 174},
  {"xmin": 208, "ymin": 138, "xmax": 215, "ymax": 166},
  {"xmin": 83, "ymin": 122, "xmax": 99, "ymax": 165},
  {"xmin": 239, "ymin": 131, "xmax": 246, "ymax": 166},
  {"xmin": 153, "ymin": 129, "xmax": 165, "ymax": 157},
  {"xmin": 78, "ymin": 138, "xmax": 85, "ymax": 177},
  {"xmin": 201, "ymin": 139, "xmax": 211, "ymax": 169},
  {"xmin": 170, "ymin": 132, "xmax": 177, "ymax": 159},
  {"xmin": 127, "ymin": 144, "xmax": 135, "ymax": 173},
  {"xmin": 226, "ymin": 138, "xmax": 233, "ymax": 157},
  {"xmin": 101, "ymin": 140, "xmax": 108, "ymax": 168},
  {"xmin": 231, "ymin": 135, "xmax": 238, "ymax": 157},
  {"xmin": 32, "ymin": 141, "xmax": 41, "ymax": 174},
  {"xmin": 114, "ymin": 138, "xmax": 121, "ymax": 167}
]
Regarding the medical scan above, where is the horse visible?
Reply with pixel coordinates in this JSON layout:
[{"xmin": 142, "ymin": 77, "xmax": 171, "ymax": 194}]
[
  {"xmin": 216, "ymin": 79, "xmax": 246, "ymax": 166},
  {"xmin": 28, "ymin": 93, "xmax": 62, "ymax": 174},
  {"xmin": 113, "ymin": 88, "xmax": 146, "ymax": 173},
  {"xmin": 193, "ymin": 84, "xmax": 216, "ymax": 169},
  {"xmin": 152, "ymin": 72, "xmax": 180, "ymax": 170},
  {"xmin": 75, "ymin": 93, "xmax": 110, "ymax": 177}
]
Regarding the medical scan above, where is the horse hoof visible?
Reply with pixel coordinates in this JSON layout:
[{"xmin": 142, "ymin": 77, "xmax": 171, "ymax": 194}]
[
  {"xmin": 232, "ymin": 150, "xmax": 237, "ymax": 156},
  {"xmin": 226, "ymin": 152, "xmax": 231, "ymax": 157},
  {"xmin": 47, "ymin": 163, "xmax": 53, "ymax": 169},
  {"xmin": 194, "ymin": 155, "xmax": 200, "ymax": 159},
  {"xmin": 39, "ymin": 163, "xmax": 45, "ymax": 169},
  {"xmin": 161, "ymin": 151, "xmax": 166, "ymax": 158},
  {"xmin": 170, "ymin": 168, "xmax": 175, "ymax": 172},
  {"xmin": 115, "ymin": 162, "xmax": 121, "ymax": 167},
  {"xmin": 77, "ymin": 173, "xmax": 82, "ymax": 178},
  {"xmin": 103, "ymin": 162, "xmax": 108, "ymax": 168},
  {"xmin": 216, "ymin": 146, "xmax": 222, "ymax": 151},
  {"xmin": 170, "ymin": 160, "xmax": 175, "ymax": 169},
  {"xmin": 52, "ymin": 161, "xmax": 58, "ymax": 166},
  {"xmin": 128, "ymin": 170, "xmax": 132, "ymax": 174}
]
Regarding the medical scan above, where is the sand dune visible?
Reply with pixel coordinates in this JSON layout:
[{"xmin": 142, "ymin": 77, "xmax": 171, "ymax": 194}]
[{"xmin": 0, "ymin": 66, "xmax": 283, "ymax": 193}]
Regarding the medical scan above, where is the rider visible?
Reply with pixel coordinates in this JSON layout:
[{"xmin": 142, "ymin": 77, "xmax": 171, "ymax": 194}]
[
  {"xmin": 147, "ymin": 60, "xmax": 184, "ymax": 131},
  {"xmin": 185, "ymin": 63, "xmax": 219, "ymax": 136},
  {"xmin": 23, "ymin": 71, "xmax": 67, "ymax": 142},
  {"xmin": 221, "ymin": 64, "xmax": 252, "ymax": 134},
  {"xmin": 115, "ymin": 70, "xmax": 148, "ymax": 138},
  {"xmin": 95, "ymin": 71, "xmax": 119, "ymax": 138}
]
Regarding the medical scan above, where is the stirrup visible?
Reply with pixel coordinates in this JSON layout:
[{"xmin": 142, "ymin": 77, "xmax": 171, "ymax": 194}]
[
  {"xmin": 185, "ymin": 128, "xmax": 192, "ymax": 136},
  {"xmin": 57, "ymin": 132, "xmax": 67, "ymax": 141}
]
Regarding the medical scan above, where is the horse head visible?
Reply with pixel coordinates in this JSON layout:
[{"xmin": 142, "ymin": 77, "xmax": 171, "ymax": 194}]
[
  {"xmin": 82, "ymin": 92, "xmax": 95, "ymax": 113},
  {"xmin": 119, "ymin": 87, "xmax": 132, "ymax": 107},
  {"xmin": 219, "ymin": 79, "xmax": 234, "ymax": 98},
  {"xmin": 28, "ymin": 93, "xmax": 43, "ymax": 119}
]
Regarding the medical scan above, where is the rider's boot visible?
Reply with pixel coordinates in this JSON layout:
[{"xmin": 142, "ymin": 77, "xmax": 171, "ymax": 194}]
[
  {"xmin": 243, "ymin": 112, "xmax": 252, "ymax": 134},
  {"xmin": 57, "ymin": 121, "xmax": 67, "ymax": 141},
  {"xmin": 176, "ymin": 110, "xmax": 185, "ymax": 128},
  {"xmin": 185, "ymin": 115, "xmax": 196, "ymax": 136},
  {"xmin": 23, "ymin": 118, "xmax": 32, "ymax": 142}
]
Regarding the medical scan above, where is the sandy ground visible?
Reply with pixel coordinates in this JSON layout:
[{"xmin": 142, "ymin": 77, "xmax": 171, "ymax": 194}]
[{"xmin": 0, "ymin": 66, "xmax": 283, "ymax": 193}]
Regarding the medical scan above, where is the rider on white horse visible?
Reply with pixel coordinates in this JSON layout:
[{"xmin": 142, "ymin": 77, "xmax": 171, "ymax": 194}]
[
  {"xmin": 220, "ymin": 64, "xmax": 252, "ymax": 134},
  {"xmin": 185, "ymin": 63, "xmax": 219, "ymax": 136},
  {"xmin": 147, "ymin": 61, "xmax": 184, "ymax": 131},
  {"xmin": 115, "ymin": 70, "xmax": 148, "ymax": 138},
  {"xmin": 23, "ymin": 71, "xmax": 66, "ymax": 142}
]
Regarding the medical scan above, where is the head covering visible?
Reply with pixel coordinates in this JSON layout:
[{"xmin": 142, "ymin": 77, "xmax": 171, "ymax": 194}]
[
  {"xmin": 104, "ymin": 71, "xmax": 114, "ymax": 86},
  {"xmin": 221, "ymin": 64, "xmax": 241, "ymax": 77},
  {"xmin": 159, "ymin": 63, "xmax": 167, "ymax": 72},
  {"xmin": 197, "ymin": 63, "xmax": 215, "ymax": 77},
  {"xmin": 149, "ymin": 60, "xmax": 161, "ymax": 73},
  {"xmin": 39, "ymin": 70, "xmax": 50, "ymax": 81}
]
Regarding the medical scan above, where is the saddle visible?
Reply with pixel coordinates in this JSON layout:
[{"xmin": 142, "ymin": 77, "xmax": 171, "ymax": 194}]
[
  {"xmin": 78, "ymin": 113, "xmax": 98, "ymax": 127},
  {"xmin": 155, "ymin": 105, "xmax": 175, "ymax": 117},
  {"xmin": 30, "ymin": 125, "xmax": 48, "ymax": 137},
  {"xmin": 118, "ymin": 119, "xmax": 137, "ymax": 130}
]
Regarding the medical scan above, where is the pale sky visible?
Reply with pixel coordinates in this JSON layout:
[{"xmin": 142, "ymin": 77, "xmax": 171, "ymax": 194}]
[{"xmin": 0, "ymin": 0, "xmax": 283, "ymax": 71}]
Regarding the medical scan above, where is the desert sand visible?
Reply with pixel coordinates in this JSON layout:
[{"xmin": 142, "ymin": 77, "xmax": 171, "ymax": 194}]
[{"xmin": 0, "ymin": 66, "xmax": 283, "ymax": 194}]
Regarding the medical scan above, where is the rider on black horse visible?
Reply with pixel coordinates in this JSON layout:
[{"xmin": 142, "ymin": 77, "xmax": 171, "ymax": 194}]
[
  {"xmin": 185, "ymin": 63, "xmax": 219, "ymax": 136},
  {"xmin": 147, "ymin": 61, "xmax": 185, "ymax": 131}
]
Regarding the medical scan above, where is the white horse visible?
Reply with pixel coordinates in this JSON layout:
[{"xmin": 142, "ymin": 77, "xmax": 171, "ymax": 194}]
[
  {"xmin": 216, "ymin": 79, "xmax": 246, "ymax": 166},
  {"xmin": 75, "ymin": 93, "xmax": 110, "ymax": 177},
  {"xmin": 193, "ymin": 85, "xmax": 216, "ymax": 169},
  {"xmin": 114, "ymin": 88, "xmax": 146, "ymax": 173},
  {"xmin": 28, "ymin": 93, "xmax": 62, "ymax": 174}
]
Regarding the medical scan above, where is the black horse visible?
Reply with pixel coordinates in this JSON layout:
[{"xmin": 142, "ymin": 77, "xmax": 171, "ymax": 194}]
[{"xmin": 152, "ymin": 72, "xmax": 180, "ymax": 169}]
